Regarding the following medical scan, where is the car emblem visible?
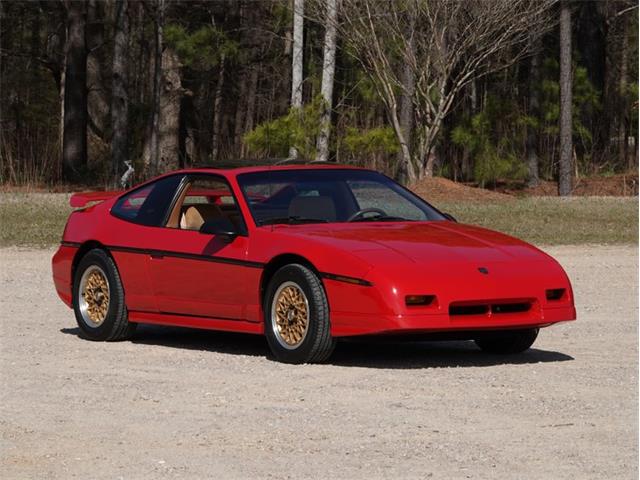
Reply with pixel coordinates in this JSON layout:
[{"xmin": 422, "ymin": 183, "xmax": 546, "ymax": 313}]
[{"xmin": 478, "ymin": 267, "xmax": 489, "ymax": 274}]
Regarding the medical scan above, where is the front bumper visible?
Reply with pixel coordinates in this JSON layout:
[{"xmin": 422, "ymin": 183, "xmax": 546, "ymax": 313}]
[{"xmin": 330, "ymin": 304, "xmax": 576, "ymax": 337}]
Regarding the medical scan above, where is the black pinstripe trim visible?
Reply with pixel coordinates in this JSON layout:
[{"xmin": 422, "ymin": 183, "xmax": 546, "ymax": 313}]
[
  {"xmin": 157, "ymin": 310, "xmax": 242, "ymax": 321},
  {"xmin": 106, "ymin": 244, "xmax": 265, "ymax": 269},
  {"xmin": 61, "ymin": 241, "xmax": 82, "ymax": 248},
  {"xmin": 60, "ymin": 241, "xmax": 372, "ymax": 285}
]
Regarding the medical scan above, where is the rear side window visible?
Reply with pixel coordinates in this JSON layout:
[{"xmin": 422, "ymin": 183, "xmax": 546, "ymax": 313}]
[{"xmin": 112, "ymin": 175, "xmax": 183, "ymax": 226}]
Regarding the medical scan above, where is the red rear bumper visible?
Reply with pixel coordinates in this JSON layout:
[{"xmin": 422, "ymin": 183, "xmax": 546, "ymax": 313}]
[{"xmin": 52, "ymin": 246, "xmax": 75, "ymax": 307}]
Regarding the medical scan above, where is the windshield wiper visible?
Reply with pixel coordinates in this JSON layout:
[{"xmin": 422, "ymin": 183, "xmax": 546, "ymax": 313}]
[
  {"xmin": 258, "ymin": 216, "xmax": 329, "ymax": 226},
  {"xmin": 351, "ymin": 215, "xmax": 413, "ymax": 222}
]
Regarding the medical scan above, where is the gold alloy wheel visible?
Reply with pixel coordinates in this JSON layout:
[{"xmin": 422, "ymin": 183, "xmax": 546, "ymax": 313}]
[
  {"xmin": 271, "ymin": 281, "xmax": 310, "ymax": 349},
  {"xmin": 78, "ymin": 265, "xmax": 110, "ymax": 327}
]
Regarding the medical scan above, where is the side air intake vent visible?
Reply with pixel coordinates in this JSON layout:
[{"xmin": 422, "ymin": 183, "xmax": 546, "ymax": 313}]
[{"xmin": 449, "ymin": 304, "xmax": 489, "ymax": 316}]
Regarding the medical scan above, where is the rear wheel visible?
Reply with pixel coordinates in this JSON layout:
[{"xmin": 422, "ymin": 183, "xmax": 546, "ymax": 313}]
[
  {"xmin": 73, "ymin": 248, "xmax": 136, "ymax": 341},
  {"xmin": 264, "ymin": 264, "xmax": 335, "ymax": 364},
  {"xmin": 474, "ymin": 328, "xmax": 539, "ymax": 354}
]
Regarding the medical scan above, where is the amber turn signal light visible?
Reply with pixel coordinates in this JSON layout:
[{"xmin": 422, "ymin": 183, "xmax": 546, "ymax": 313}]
[
  {"xmin": 546, "ymin": 288, "xmax": 566, "ymax": 301},
  {"xmin": 405, "ymin": 295, "xmax": 435, "ymax": 306}
]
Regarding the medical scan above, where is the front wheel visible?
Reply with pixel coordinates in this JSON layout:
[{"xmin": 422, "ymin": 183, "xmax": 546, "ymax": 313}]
[
  {"xmin": 474, "ymin": 328, "xmax": 539, "ymax": 354},
  {"xmin": 264, "ymin": 264, "xmax": 335, "ymax": 364},
  {"xmin": 73, "ymin": 248, "xmax": 136, "ymax": 341}
]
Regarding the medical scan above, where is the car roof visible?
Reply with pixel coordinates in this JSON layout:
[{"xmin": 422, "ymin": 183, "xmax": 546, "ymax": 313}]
[{"xmin": 170, "ymin": 162, "xmax": 368, "ymax": 177}]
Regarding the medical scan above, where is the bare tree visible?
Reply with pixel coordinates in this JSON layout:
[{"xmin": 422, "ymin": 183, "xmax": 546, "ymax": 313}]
[
  {"xmin": 397, "ymin": 8, "xmax": 417, "ymax": 183},
  {"xmin": 600, "ymin": 0, "xmax": 636, "ymax": 169},
  {"xmin": 558, "ymin": 0, "xmax": 572, "ymax": 196},
  {"xmin": 148, "ymin": 0, "xmax": 165, "ymax": 175},
  {"xmin": 526, "ymin": 44, "xmax": 541, "ymax": 187},
  {"xmin": 315, "ymin": 0, "xmax": 338, "ymax": 162},
  {"xmin": 142, "ymin": 48, "xmax": 183, "ymax": 174},
  {"xmin": 62, "ymin": 0, "xmax": 88, "ymax": 180},
  {"xmin": 111, "ymin": 0, "xmax": 129, "ymax": 184},
  {"xmin": 86, "ymin": 0, "xmax": 109, "ymax": 141},
  {"xmin": 289, "ymin": 0, "xmax": 304, "ymax": 159},
  {"xmin": 320, "ymin": 0, "xmax": 556, "ymax": 182},
  {"xmin": 211, "ymin": 52, "xmax": 226, "ymax": 162}
]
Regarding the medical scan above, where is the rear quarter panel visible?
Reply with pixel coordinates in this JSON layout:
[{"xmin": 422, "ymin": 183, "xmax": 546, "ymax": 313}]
[{"xmin": 53, "ymin": 199, "xmax": 157, "ymax": 312}]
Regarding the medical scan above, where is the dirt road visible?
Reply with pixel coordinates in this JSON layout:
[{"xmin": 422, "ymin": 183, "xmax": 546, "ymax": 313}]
[{"xmin": 1, "ymin": 245, "xmax": 637, "ymax": 479}]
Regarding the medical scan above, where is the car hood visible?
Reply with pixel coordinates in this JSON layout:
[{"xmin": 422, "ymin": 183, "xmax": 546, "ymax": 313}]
[{"xmin": 274, "ymin": 221, "xmax": 549, "ymax": 267}]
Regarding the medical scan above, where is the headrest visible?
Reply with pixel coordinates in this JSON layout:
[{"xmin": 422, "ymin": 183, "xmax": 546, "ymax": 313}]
[{"xmin": 181, "ymin": 203, "xmax": 224, "ymax": 230}]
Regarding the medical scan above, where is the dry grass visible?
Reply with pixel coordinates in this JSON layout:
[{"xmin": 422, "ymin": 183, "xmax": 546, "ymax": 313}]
[
  {"xmin": 437, "ymin": 197, "xmax": 638, "ymax": 245},
  {"xmin": 0, "ymin": 193, "xmax": 71, "ymax": 247},
  {"xmin": 0, "ymin": 193, "xmax": 636, "ymax": 248}
]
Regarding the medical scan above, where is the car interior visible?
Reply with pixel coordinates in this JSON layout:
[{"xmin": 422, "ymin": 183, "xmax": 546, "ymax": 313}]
[
  {"xmin": 160, "ymin": 173, "xmax": 431, "ymax": 232},
  {"xmin": 165, "ymin": 177, "xmax": 246, "ymax": 232},
  {"xmin": 246, "ymin": 182, "xmax": 356, "ymax": 224}
]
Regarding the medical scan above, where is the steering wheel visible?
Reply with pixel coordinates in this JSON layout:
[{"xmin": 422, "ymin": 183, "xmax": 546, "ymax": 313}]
[{"xmin": 347, "ymin": 207, "xmax": 388, "ymax": 222}]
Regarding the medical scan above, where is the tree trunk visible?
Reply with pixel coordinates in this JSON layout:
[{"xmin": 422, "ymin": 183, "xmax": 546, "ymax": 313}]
[
  {"xmin": 59, "ymin": 37, "xmax": 67, "ymax": 173},
  {"xmin": 111, "ymin": 0, "xmax": 129, "ymax": 184},
  {"xmin": 135, "ymin": 1, "xmax": 146, "ymax": 105},
  {"xmin": 558, "ymin": 0, "xmax": 572, "ymax": 196},
  {"xmin": 148, "ymin": 0, "xmax": 164, "ymax": 175},
  {"xmin": 233, "ymin": 70, "xmax": 248, "ymax": 156},
  {"xmin": 396, "ymin": 8, "xmax": 416, "ymax": 180},
  {"xmin": 418, "ymin": 118, "xmax": 443, "ymax": 179},
  {"xmin": 526, "ymin": 49, "xmax": 540, "ymax": 187},
  {"xmin": 211, "ymin": 53, "xmax": 226, "ymax": 163},
  {"xmin": 289, "ymin": 0, "xmax": 304, "ymax": 159},
  {"xmin": 62, "ymin": 0, "xmax": 88, "ymax": 180},
  {"xmin": 242, "ymin": 67, "xmax": 259, "ymax": 158},
  {"xmin": 422, "ymin": 142, "xmax": 437, "ymax": 179},
  {"xmin": 142, "ymin": 48, "xmax": 183, "ymax": 174},
  {"xmin": 601, "ymin": 2, "xmax": 629, "ymax": 168},
  {"xmin": 315, "ymin": 0, "xmax": 338, "ymax": 162},
  {"xmin": 279, "ymin": 31, "xmax": 293, "ymax": 116},
  {"xmin": 618, "ymin": 10, "xmax": 628, "ymax": 169},
  {"xmin": 390, "ymin": 103, "xmax": 415, "ymax": 184},
  {"xmin": 86, "ymin": 0, "xmax": 108, "ymax": 141}
]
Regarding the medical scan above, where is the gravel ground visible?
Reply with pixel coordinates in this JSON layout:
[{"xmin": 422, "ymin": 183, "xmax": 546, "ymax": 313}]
[{"xmin": 1, "ymin": 245, "xmax": 637, "ymax": 479}]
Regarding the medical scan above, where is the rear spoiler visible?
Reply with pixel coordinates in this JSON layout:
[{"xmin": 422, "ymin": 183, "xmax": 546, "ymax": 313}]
[{"xmin": 69, "ymin": 191, "xmax": 121, "ymax": 208}]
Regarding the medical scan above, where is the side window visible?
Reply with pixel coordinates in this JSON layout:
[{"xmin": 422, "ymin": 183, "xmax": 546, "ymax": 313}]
[
  {"xmin": 168, "ymin": 176, "xmax": 246, "ymax": 233},
  {"xmin": 347, "ymin": 180, "xmax": 427, "ymax": 221},
  {"xmin": 112, "ymin": 175, "xmax": 183, "ymax": 226},
  {"xmin": 182, "ymin": 178, "xmax": 236, "ymax": 208}
]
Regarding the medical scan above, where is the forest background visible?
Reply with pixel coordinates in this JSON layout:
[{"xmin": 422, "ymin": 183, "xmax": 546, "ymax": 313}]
[{"xmin": 0, "ymin": 0, "xmax": 637, "ymax": 194}]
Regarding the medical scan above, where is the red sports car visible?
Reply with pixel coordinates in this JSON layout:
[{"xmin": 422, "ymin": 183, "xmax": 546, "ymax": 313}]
[{"xmin": 52, "ymin": 165, "xmax": 576, "ymax": 363}]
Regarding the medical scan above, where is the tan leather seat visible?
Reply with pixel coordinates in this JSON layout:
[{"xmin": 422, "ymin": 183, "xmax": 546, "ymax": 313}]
[{"xmin": 180, "ymin": 204, "xmax": 224, "ymax": 230}]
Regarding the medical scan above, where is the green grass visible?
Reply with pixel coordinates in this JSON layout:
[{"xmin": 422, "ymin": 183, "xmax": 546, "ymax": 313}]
[
  {"xmin": 0, "ymin": 193, "xmax": 637, "ymax": 248},
  {"xmin": 0, "ymin": 193, "xmax": 71, "ymax": 248},
  {"xmin": 437, "ymin": 197, "xmax": 638, "ymax": 245}
]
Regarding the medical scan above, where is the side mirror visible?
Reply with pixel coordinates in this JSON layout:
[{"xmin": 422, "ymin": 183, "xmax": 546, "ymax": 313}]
[
  {"xmin": 442, "ymin": 212, "xmax": 457, "ymax": 222},
  {"xmin": 199, "ymin": 217, "xmax": 238, "ymax": 242}
]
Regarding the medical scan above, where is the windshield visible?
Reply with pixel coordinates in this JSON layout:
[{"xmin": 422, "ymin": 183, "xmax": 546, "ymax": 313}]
[{"xmin": 237, "ymin": 169, "xmax": 445, "ymax": 225}]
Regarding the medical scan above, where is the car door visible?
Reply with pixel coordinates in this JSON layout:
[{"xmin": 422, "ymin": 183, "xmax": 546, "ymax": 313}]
[
  {"xmin": 108, "ymin": 174, "xmax": 186, "ymax": 313},
  {"xmin": 145, "ymin": 174, "xmax": 254, "ymax": 320}
]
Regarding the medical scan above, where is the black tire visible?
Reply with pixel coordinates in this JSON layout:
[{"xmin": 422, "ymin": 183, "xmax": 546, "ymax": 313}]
[
  {"xmin": 474, "ymin": 328, "xmax": 539, "ymax": 354},
  {"xmin": 72, "ymin": 248, "xmax": 136, "ymax": 341},
  {"xmin": 264, "ymin": 264, "xmax": 335, "ymax": 364}
]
